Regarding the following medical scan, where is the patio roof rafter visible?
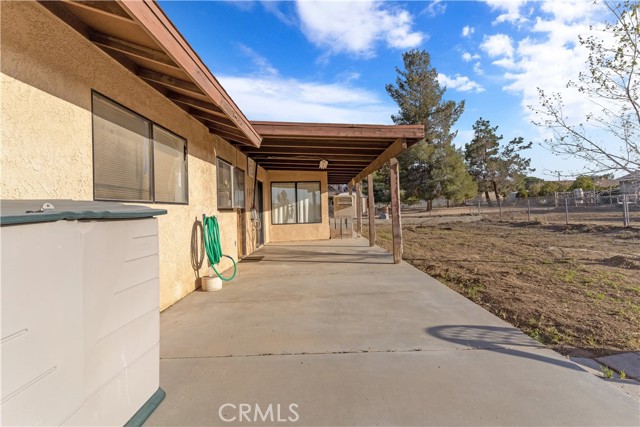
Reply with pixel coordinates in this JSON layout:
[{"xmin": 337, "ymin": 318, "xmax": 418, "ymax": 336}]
[
  {"xmin": 89, "ymin": 31, "xmax": 179, "ymax": 70},
  {"xmin": 249, "ymin": 121, "xmax": 424, "ymax": 185}
]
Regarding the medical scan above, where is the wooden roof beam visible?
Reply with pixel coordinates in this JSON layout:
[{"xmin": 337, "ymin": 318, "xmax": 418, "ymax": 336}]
[
  {"xmin": 241, "ymin": 147, "xmax": 383, "ymax": 156},
  {"xmin": 251, "ymin": 155, "xmax": 376, "ymax": 163},
  {"xmin": 118, "ymin": 1, "xmax": 262, "ymax": 147},
  {"xmin": 265, "ymin": 167, "xmax": 358, "ymax": 172},
  {"xmin": 252, "ymin": 122, "xmax": 424, "ymax": 140},
  {"xmin": 188, "ymin": 109, "xmax": 248, "ymax": 135},
  {"xmin": 255, "ymin": 160, "xmax": 367, "ymax": 166},
  {"xmin": 260, "ymin": 162, "xmax": 362, "ymax": 169},
  {"xmin": 62, "ymin": 1, "xmax": 134, "ymax": 23},
  {"xmin": 38, "ymin": 1, "xmax": 91, "ymax": 38},
  {"xmin": 200, "ymin": 122, "xmax": 254, "ymax": 146},
  {"xmin": 137, "ymin": 68, "xmax": 203, "ymax": 97},
  {"xmin": 167, "ymin": 92, "xmax": 225, "ymax": 116},
  {"xmin": 349, "ymin": 138, "xmax": 407, "ymax": 187},
  {"xmin": 258, "ymin": 140, "xmax": 390, "ymax": 150},
  {"xmin": 90, "ymin": 31, "xmax": 179, "ymax": 69}
]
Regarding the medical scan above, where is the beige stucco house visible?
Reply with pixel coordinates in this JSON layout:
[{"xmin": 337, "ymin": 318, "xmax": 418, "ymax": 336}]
[{"xmin": 1, "ymin": 0, "xmax": 423, "ymax": 311}]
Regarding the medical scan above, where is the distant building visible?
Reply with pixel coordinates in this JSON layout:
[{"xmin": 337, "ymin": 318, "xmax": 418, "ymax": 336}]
[
  {"xmin": 618, "ymin": 171, "xmax": 640, "ymax": 194},
  {"xmin": 595, "ymin": 177, "xmax": 619, "ymax": 188}
]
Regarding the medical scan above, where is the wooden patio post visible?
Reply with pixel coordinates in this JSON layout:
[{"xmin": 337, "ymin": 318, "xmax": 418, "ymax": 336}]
[
  {"xmin": 355, "ymin": 182, "xmax": 362, "ymax": 237},
  {"xmin": 389, "ymin": 158, "xmax": 403, "ymax": 263},
  {"xmin": 367, "ymin": 174, "xmax": 376, "ymax": 246}
]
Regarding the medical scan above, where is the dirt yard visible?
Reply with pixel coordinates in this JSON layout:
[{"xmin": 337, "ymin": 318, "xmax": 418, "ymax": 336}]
[{"xmin": 369, "ymin": 219, "xmax": 640, "ymax": 357}]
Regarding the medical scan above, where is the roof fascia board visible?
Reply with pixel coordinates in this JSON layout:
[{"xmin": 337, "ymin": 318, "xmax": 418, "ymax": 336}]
[
  {"xmin": 252, "ymin": 122, "xmax": 424, "ymax": 140},
  {"xmin": 117, "ymin": 0, "xmax": 262, "ymax": 147}
]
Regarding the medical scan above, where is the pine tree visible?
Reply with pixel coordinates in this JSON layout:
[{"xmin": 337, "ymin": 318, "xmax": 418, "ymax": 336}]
[
  {"xmin": 465, "ymin": 118, "xmax": 502, "ymax": 205},
  {"xmin": 465, "ymin": 118, "xmax": 533, "ymax": 204},
  {"xmin": 386, "ymin": 49, "xmax": 472, "ymax": 208}
]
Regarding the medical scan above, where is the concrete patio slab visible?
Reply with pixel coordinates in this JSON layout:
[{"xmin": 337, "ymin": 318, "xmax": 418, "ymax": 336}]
[
  {"xmin": 147, "ymin": 238, "xmax": 639, "ymax": 426},
  {"xmin": 596, "ymin": 352, "xmax": 640, "ymax": 381},
  {"xmin": 571, "ymin": 356, "xmax": 640, "ymax": 402}
]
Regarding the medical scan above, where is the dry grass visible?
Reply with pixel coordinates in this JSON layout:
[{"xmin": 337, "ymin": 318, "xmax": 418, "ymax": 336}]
[{"xmin": 369, "ymin": 219, "xmax": 640, "ymax": 357}]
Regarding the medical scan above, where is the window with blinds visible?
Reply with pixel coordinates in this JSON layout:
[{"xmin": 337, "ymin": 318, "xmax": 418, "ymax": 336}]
[
  {"xmin": 217, "ymin": 158, "xmax": 233, "ymax": 209},
  {"xmin": 216, "ymin": 159, "xmax": 245, "ymax": 209},
  {"xmin": 92, "ymin": 92, "xmax": 188, "ymax": 204},
  {"xmin": 153, "ymin": 124, "xmax": 188, "ymax": 203},
  {"xmin": 233, "ymin": 167, "xmax": 245, "ymax": 208}
]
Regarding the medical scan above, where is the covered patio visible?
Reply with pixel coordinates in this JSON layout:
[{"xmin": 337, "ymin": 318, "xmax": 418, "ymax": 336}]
[
  {"xmin": 147, "ymin": 238, "xmax": 638, "ymax": 426},
  {"xmin": 246, "ymin": 121, "xmax": 424, "ymax": 262}
]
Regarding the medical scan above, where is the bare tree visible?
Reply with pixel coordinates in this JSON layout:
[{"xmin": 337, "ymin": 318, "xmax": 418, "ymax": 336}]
[{"xmin": 530, "ymin": 1, "xmax": 639, "ymax": 174}]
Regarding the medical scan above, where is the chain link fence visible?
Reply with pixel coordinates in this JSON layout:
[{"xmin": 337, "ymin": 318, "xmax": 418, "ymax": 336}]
[{"xmin": 463, "ymin": 192, "xmax": 639, "ymax": 227}]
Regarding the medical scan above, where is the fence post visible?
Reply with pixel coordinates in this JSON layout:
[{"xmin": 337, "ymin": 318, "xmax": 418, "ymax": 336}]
[
  {"xmin": 477, "ymin": 197, "xmax": 481, "ymax": 216},
  {"xmin": 565, "ymin": 198, "xmax": 569, "ymax": 226},
  {"xmin": 623, "ymin": 194, "xmax": 630, "ymax": 227},
  {"xmin": 499, "ymin": 199, "xmax": 503, "ymax": 221},
  {"xmin": 527, "ymin": 199, "xmax": 531, "ymax": 222}
]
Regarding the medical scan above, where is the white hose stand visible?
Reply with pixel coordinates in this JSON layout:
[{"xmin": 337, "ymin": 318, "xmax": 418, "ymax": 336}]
[{"xmin": 201, "ymin": 268, "xmax": 222, "ymax": 292}]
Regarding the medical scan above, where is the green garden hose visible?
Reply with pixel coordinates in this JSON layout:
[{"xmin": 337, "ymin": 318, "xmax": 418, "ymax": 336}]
[{"xmin": 203, "ymin": 215, "xmax": 237, "ymax": 281}]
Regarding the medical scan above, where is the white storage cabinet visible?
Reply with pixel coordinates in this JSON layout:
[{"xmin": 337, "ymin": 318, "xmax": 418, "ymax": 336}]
[{"xmin": 1, "ymin": 200, "xmax": 167, "ymax": 426}]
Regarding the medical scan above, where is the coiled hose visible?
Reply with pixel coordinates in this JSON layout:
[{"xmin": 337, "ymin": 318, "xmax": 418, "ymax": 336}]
[
  {"xmin": 191, "ymin": 219, "xmax": 204, "ymax": 275},
  {"xmin": 203, "ymin": 215, "xmax": 237, "ymax": 281}
]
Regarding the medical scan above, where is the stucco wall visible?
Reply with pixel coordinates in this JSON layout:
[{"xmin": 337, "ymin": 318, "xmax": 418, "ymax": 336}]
[
  {"xmin": 0, "ymin": 1, "xmax": 269, "ymax": 310},
  {"xmin": 267, "ymin": 170, "xmax": 330, "ymax": 242}
]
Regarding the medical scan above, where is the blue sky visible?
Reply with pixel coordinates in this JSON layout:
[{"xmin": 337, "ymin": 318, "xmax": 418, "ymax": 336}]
[{"xmin": 159, "ymin": 0, "xmax": 614, "ymax": 179}]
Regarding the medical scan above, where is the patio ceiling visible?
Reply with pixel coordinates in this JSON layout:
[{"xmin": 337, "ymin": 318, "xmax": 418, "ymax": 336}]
[
  {"xmin": 39, "ymin": 0, "xmax": 262, "ymax": 147},
  {"xmin": 248, "ymin": 122, "xmax": 425, "ymax": 185}
]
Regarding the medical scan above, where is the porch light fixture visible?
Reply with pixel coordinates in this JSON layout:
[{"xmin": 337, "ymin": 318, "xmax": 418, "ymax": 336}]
[{"xmin": 319, "ymin": 159, "xmax": 329, "ymax": 169}]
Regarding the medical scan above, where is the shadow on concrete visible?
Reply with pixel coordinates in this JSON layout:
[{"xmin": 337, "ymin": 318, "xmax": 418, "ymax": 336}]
[
  {"xmin": 271, "ymin": 244, "xmax": 377, "ymax": 249},
  {"xmin": 426, "ymin": 325, "xmax": 585, "ymax": 373},
  {"xmin": 260, "ymin": 257, "xmax": 393, "ymax": 265},
  {"xmin": 258, "ymin": 247, "xmax": 394, "ymax": 264}
]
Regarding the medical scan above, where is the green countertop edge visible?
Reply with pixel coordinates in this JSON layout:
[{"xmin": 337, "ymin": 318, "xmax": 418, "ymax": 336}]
[
  {"xmin": 124, "ymin": 387, "xmax": 166, "ymax": 427},
  {"xmin": 0, "ymin": 210, "xmax": 168, "ymax": 226}
]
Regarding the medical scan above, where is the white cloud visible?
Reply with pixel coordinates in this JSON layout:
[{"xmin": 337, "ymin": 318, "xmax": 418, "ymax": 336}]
[
  {"xmin": 462, "ymin": 51, "xmax": 480, "ymax": 62},
  {"xmin": 217, "ymin": 51, "xmax": 393, "ymax": 123},
  {"xmin": 453, "ymin": 129, "xmax": 475, "ymax": 148},
  {"xmin": 484, "ymin": 0, "xmax": 529, "ymax": 24},
  {"xmin": 438, "ymin": 73, "xmax": 485, "ymax": 93},
  {"xmin": 489, "ymin": 0, "xmax": 611, "ymax": 136},
  {"xmin": 237, "ymin": 44, "xmax": 278, "ymax": 77},
  {"xmin": 473, "ymin": 61, "xmax": 484, "ymax": 75},
  {"xmin": 539, "ymin": 0, "xmax": 603, "ymax": 23},
  {"xmin": 260, "ymin": 1, "xmax": 297, "ymax": 26},
  {"xmin": 461, "ymin": 25, "xmax": 475, "ymax": 37},
  {"xmin": 220, "ymin": 74, "xmax": 394, "ymax": 123},
  {"xmin": 492, "ymin": 57, "xmax": 517, "ymax": 69},
  {"xmin": 295, "ymin": 1, "xmax": 424, "ymax": 57},
  {"xmin": 422, "ymin": 0, "xmax": 447, "ymax": 17},
  {"xmin": 480, "ymin": 33, "xmax": 514, "ymax": 58}
]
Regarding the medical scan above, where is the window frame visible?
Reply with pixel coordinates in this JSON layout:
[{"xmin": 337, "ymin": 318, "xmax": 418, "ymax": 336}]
[
  {"xmin": 216, "ymin": 157, "xmax": 245, "ymax": 210},
  {"xmin": 91, "ymin": 91, "xmax": 189, "ymax": 205},
  {"xmin": 151, "ymin": 122, "xmax": 189, "ymax": 205},
  {"xmin": 270, "ymin": 181, "xmax": 323, "ymax": 225},
  {"xmin": 233, "ymin": 166, "xmax": 246, "ymax": 209}
]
